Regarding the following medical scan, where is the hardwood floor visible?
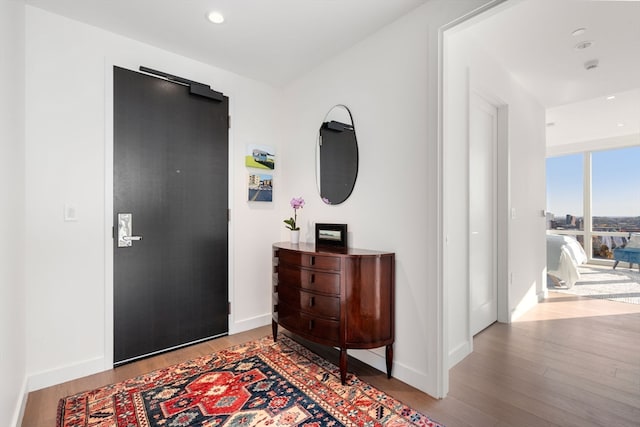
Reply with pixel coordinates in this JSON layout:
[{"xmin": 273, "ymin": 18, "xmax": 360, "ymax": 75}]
[{"xmin": 22, "ymin": 292, "xmax": 640, "ymax": 427}]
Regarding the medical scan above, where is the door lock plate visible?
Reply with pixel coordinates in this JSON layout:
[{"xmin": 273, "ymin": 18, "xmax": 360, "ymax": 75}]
[{"xmin": 117, "ymin": 213, "xmax": 143, "ymax": 247}]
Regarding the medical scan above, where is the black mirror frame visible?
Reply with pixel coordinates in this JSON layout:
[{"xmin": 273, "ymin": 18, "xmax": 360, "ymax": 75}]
[{"xmin": 316, "ymin": 105, "xmax": 359, "ymax": 205}]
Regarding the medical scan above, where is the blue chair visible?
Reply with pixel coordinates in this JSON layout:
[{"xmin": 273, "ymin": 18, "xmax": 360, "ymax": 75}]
[{"xmin": 613, "ymin": 234, "xmax": 640, "ymax": 271}]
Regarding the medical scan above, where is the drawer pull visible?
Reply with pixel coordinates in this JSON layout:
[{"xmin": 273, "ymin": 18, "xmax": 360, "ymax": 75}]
[
  {"xmin": 309, "ymin": 296, "xmax": 315, "ymax": 307},
  {"xmin": 310, "ymin": 274, "xmax": 315, "ymax": 284},
  {"xmin": 308, "ymin": 319, "xmax": 314, "ymax": 330},
  {"xmin": 310, "ymin": 256, "xmax": 315, "ymax": 266}
]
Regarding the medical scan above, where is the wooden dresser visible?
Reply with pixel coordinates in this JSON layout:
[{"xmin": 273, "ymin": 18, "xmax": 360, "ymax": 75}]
[{"xmin": 272, "ymin": 242, "xmax": 395, "ymax": 384}]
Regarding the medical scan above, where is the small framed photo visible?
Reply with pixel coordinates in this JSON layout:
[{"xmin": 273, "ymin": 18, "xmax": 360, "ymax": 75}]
[
  {"xmin": 315, "ymin": 223, "xmax": 348, "ymax": 251},
  {"xmin": 247, "ymin": 173, "xmax": 272, "ymax": 202},
  {"xmin": 245, "ymin": 144, "xmax": 275, "ymax": 170}
]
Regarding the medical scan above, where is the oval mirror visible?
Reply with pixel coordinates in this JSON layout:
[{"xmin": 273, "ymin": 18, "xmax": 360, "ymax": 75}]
[{"xmin": 316, "ymin": 105, "xmax": 359, "ymax": 205}]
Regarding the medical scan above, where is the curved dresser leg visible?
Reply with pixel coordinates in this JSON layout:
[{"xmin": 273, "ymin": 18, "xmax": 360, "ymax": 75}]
[
  {"xmin": 272, "ymin": 320, "xmax": 278, "ymax": 341},
  {"xmin": 340, "ymin": 348, "xmax": 348, "ymax": 385},
  {"xmin": 386, "ymin": 344, "xmax": 393, "ymax": 379}
]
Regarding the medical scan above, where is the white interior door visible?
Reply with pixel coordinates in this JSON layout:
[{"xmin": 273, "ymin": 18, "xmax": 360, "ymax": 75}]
[{"xmin": 469, "ymin": 91, "xmax": 498, "ymax": 336}]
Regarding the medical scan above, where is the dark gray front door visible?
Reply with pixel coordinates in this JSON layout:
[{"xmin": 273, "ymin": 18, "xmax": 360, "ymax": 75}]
[{"xmin": 113, "ymin": 66, "xmax": 229, "ymax": 364}]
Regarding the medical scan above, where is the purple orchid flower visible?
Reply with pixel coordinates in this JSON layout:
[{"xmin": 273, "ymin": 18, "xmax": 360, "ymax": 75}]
[{"xmin": 284, "ymin": 197, "xmax": 305, "ymax": 230}]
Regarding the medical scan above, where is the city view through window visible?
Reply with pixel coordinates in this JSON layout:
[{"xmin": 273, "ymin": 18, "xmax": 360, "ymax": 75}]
[{"xmin": 546, "ymin": 146, "xmax": 640, "ymax": 260}]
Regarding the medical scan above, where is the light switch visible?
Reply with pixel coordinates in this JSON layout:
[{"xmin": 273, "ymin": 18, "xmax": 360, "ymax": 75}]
[
  {"xmin": 511, "ymin": 208, "xmax": 517, "ymax": 219},
  {"xmin": 64, "ymin": 204, "xmax": 78, "ymax": 222}
]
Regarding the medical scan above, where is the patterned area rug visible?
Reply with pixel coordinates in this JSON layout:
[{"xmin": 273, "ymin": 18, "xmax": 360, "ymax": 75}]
[
  {"xmin": 549, "ymin": 264, "xmax": 640, "ymax": 305},
  {"xmin": 57, "ymin": 335, "xmax": 442, "ymax": 427}
]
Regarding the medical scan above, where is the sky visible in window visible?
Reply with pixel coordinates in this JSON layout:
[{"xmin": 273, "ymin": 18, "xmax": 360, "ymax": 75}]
[
  {"xmin": 546, "ymin": 146, "xmax": 640, "ymax": 217},
  {"xmin": 546, "ymin": 153, "xmax": 583, "ymax": 218}
]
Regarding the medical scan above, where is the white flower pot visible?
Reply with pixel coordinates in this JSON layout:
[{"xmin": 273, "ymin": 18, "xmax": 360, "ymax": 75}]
[{"xmin": 290, "ymin": 229, "xmax": 300, "ymax": 244}]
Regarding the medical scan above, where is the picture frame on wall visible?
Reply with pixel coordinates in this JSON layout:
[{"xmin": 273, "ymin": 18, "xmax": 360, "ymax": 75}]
[
  {"xmin": 315, "ymin": 223, "xmax": 348, "ymax": 251},
  {"xmin": 245, "ymin": 144, "xmax": 275, "ymax": 170},
  {"xmin": 248, "ymin": 173, "xmax": 273, "ymax": 202}
]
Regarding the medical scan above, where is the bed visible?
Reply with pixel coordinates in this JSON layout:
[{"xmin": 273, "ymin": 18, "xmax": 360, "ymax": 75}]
[{"xmin": 546, "ymin": 234, "xmax": 588, "ymax": 289}]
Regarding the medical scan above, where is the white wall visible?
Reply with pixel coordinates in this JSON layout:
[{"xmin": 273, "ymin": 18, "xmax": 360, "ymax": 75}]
[
  {"xmin": 281, "ymin": 0, "xmax": 493, "ymax": 397},
  {"xmin": 20, "ymin": 0, "xmax": 537, "ymax": 402},
  {"xmin": 444, "ymin": 28, "xmax": 547, "ymax": 366},
  {"xmin": 0, "ymin": 0, "xmax": 27, "ymax": 425},
  {"xmin": 24, "ymin": 6, "xmax": 282, "ymax": 390}
]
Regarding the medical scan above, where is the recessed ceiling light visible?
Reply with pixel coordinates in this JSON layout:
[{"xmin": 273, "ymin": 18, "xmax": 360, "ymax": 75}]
[
  {"xmin": 207, "ymin": 11, "xmax": 225, "ymax": 24},
  {"xmin": 571, "ymin": 28, "xmax": 586, "ymax": 36},
  {"xmin": 574, "ymin": 40, "xmax": 593, "ymax": 50},
  {"xmin": 617, "ymin": 123, "xmax": 625, "ymax": 127},
  {"xmin": 606, "ymin": 95, "xmax": 616, "ymax": 100}
]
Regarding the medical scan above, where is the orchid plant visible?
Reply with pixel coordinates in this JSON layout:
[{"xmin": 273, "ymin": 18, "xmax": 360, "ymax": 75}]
[{"xmin": 284, "ymin": 197, "xmax": 305, "ymax": 230}]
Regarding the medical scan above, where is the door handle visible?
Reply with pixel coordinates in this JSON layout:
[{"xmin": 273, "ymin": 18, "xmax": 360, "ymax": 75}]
[{"xmin": 117, "ymin": 213, "xmax": 143, "ymax": 247}]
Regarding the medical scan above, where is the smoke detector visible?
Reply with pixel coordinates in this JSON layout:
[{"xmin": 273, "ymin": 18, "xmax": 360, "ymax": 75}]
[
  {"xmin": 584, "ymin": 59, "xmax": 599, "ymax": 71},
  {"xmin": 574, "ymin": 40, "xmax": 594, "ymax": 50},
  {"xmin": 571, "ymin": 28, "xmax": 586, "ymax": 37}
]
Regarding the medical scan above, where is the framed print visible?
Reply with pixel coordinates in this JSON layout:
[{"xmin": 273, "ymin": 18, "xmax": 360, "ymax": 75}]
[
  {"xmin": 248, "ymin": 173, "xmax": 272, "ymax": 202},
  {"xmin": 245, "ymin": 144, "xmax": 275, "ymax": 170},
  {"xmin": 315, "ymin": 223, "xmax": 347, "ymax": 251}
]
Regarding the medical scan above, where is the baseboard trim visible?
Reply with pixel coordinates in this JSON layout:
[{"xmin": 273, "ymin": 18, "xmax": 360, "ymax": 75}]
[
  {"xmin": 229, "ymin": 313, "xmax": 271, "ymax": 335},
  {"xmin": 27, "ymin": 356, "xmax": 106, "ymax": 392},
  {"xmin": 538, "ymin": 288, "xmax": 548, "ymax": 301},
  {"xmin": 11, "ymin": 377, "xmax": 28, "ymax": 427},
  {"xmin": 25, "ymin": 317, "xmax": 272, "ymax": 393},
  {"xmin": 349, "ymin": 347, "xmax": 386, "ymax": 373},
  {"xmin": 448, "ymin": 340, "xmax": 471, "ymax": 369},
  {"xmin": 349, "ymin": 348, "xmax": 437, "ymax": 398},
  {"xmin": 511, "ymin": 287, "xmax": 540, "ymax": 322}
]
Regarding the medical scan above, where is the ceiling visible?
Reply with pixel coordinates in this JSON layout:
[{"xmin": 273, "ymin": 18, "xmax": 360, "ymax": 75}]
[
  {"xmin": 462, "ymin": 0, "xmax": 640, "ymax": 147},
  {"xmin": 23, "ymin": 0, "xmax": 640, "ymax": 147},
  {"xmin": 23, "ymin": 0, "xmax": 428, "ymax": 87}
]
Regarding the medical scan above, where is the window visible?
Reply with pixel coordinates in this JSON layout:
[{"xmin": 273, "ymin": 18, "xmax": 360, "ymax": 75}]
[
  {"xmin": 546, "ymin": 153, "xmax": 583, "ymax": 231},
  {"xmin": 591, "ymin": 146, "xmax": 640, "ymax": 259},
  {"xmin": 547, "ymin": 146, "xmax": 640, "ymax": 262}
]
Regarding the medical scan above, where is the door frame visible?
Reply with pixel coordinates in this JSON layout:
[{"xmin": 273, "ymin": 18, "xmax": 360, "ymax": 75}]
[
  {"xmin": 437, "ymin": 0, "xmax": 509, "ymax": 397},
  {"xmin": 102, "ymin": 60, "xmax": 234, "ymax": 369}
]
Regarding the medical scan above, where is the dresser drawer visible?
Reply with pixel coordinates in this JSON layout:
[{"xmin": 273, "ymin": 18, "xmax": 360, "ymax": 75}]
[
  {"xmin": 278, "ymin": 305, "xmax": 340, "ymax": 343},
  {"xmin": 278, "ymin": 265, "xmax": 340, "ymax": 295},
  {"xmin": 278, "ymin": 250, "xmax": 341, "ymax": 271},
  {"xmin": 277, "ymin": 286, "xmax": 340, "ymax": 319}
]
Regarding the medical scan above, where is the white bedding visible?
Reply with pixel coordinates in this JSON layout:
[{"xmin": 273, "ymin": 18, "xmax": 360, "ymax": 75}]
[{"xmin": 547, "ymin": 234, "xmax": 588, "ymax": 289}]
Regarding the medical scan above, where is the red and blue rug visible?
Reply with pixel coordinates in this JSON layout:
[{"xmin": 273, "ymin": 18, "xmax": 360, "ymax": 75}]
[{"xmin": 57, "ymin": 335, "xmax": 443, "ymax": 426}]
